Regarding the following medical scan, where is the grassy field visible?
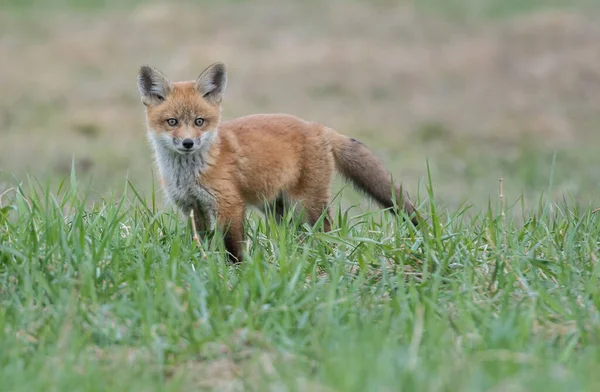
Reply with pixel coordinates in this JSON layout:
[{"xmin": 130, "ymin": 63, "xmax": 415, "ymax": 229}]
[
  {"xmin": 1, "ymin": 0, "xmax": 600, "ymax": 390},
  {"xmin": 2, "ymin": 171, "xmax": 600, "ymax": 391}
]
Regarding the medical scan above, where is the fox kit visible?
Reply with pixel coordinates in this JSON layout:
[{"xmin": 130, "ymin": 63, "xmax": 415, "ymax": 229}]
[{"xmin": 137, "ymin": 62, "xmax": 418, "ymax": 263}]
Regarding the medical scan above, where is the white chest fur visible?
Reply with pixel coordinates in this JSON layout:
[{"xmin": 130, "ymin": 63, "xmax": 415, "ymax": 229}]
[{"xmin": 150, "ymin": 135, "xmax": 217, "ymax": 223}]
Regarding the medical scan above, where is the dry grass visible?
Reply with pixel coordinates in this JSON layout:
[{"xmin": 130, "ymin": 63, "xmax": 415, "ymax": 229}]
[{"xmin": 1, "ymin": 0, "xmax": 599, "ymax": 209}]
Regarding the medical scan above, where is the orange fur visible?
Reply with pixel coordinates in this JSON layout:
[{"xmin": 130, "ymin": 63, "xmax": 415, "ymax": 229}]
[{"xmin": 137, "ymin": 63, "xmax": 418, "ymax": 262}]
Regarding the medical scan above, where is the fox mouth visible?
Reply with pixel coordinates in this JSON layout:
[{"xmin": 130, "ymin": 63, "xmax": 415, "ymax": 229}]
[{"xmin": 176, "ymin": 148, "xmax": 197, "ymax": 155}]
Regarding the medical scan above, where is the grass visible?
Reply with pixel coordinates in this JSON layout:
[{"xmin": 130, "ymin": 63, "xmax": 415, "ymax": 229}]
[{"xmin": 1, "ymin": 168, "xmax": 600, "ymax": 391}]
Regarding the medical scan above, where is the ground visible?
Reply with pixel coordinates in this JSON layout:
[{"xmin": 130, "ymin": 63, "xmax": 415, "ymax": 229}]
[{"xmin": 1, "ymin": 0, "xmax": 600, "ymax": 391}]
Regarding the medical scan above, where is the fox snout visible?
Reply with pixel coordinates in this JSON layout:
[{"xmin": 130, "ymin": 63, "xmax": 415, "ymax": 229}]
[{"xmin": 172, "ymin": 136, "xmax": 202, "ymax": 154}]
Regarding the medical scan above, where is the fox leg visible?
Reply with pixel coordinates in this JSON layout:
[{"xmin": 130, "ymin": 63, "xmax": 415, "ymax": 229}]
[
  {"xmin": 273, "ymin": 196, "xmax": 288, "ymax": 224},
  {"xmin": 216, "ymin": 202, "xmax": 245, "ymax": 263},
  {"xmin": 304, "ymin": 196, "xmax": 333, "ymax": 232},
  {"xmin": 270, "ymin": 195, "xmax": 291, "ymax": 224},
  {"xmin": 292, "ymin": 151, "xmax": 335, "ymax": 232},
  {"xmin": 260, "ymin": 196, "xmax": 285, "ymax": 224},
  {"xmin": 291, "ymin": 185, "xmax": 333, "ymax": 232},
  {"xmin": 260, "ymin": 194, "xmax": 296, "ymax": 226},
  {"xmin": 191, "ymin": 203, "xmax": 210, "ymax": 236}
]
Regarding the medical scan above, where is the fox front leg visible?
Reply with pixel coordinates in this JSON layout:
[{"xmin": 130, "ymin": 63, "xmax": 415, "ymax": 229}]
[{"xmin": 189, "ymin": 204, "xmax": 211, "ymax": 257}]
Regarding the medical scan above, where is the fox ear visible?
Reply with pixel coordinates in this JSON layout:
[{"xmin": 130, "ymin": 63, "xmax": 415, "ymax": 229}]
[
  {"xmin": 196, "ymin": 62, "xmax": 227, "ymax": 104},
  {"xmin": 137, "ymin": 65, "xmax": 172, "ymax": 106}
]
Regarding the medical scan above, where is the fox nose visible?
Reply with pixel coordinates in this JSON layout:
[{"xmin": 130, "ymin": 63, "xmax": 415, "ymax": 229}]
[{"xmin": 182, "ymin": 139, "xmax": 194, "ymax": 149}]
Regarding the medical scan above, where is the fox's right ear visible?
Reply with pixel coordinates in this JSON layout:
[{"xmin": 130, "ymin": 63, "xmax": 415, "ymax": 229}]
[{"xmin": 137, "ymin": 65, "xmax": 172, "ymax": 106}]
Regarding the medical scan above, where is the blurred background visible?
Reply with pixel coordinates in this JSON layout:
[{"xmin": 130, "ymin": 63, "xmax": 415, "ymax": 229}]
[{"xmin": 1, "ymin": 0, "xmax": 599, "ymax": 212}]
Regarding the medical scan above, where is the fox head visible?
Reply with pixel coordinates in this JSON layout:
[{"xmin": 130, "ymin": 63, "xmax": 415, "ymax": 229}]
[{"xmin": 137, "ymin": 62, "xmax": 227, "ymax": 155}]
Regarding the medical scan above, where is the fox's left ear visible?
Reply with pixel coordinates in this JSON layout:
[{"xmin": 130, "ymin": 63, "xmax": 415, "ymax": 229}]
[{"xmin": 196, "ymin": 62, "xmax": 227, "ymax": 104}]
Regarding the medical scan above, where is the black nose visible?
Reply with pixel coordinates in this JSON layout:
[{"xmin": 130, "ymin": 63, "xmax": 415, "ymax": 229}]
[{"xmin": 182, "ymin": 139, "xmax": 194, "ymax": 149}]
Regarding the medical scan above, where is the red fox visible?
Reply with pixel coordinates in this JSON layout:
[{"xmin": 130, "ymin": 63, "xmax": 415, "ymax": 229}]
[{"xmin": 137, "ymin": 62, "xmax": 418, "ymax": 262}]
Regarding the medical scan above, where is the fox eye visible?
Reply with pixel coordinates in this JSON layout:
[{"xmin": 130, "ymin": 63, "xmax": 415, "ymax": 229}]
[
  {"xmin": 194, "ymin": 117, "xmax": 205, "ymax": 127},
  {"xmin": 166, "ymin": 118, "xmax": 178, "ymax": 127}
]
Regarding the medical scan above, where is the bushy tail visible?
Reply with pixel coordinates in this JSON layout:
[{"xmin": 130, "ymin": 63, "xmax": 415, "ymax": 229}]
[{"xmin": 325, "ymin": 128, "xmax": 419, "ymax": 226}]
